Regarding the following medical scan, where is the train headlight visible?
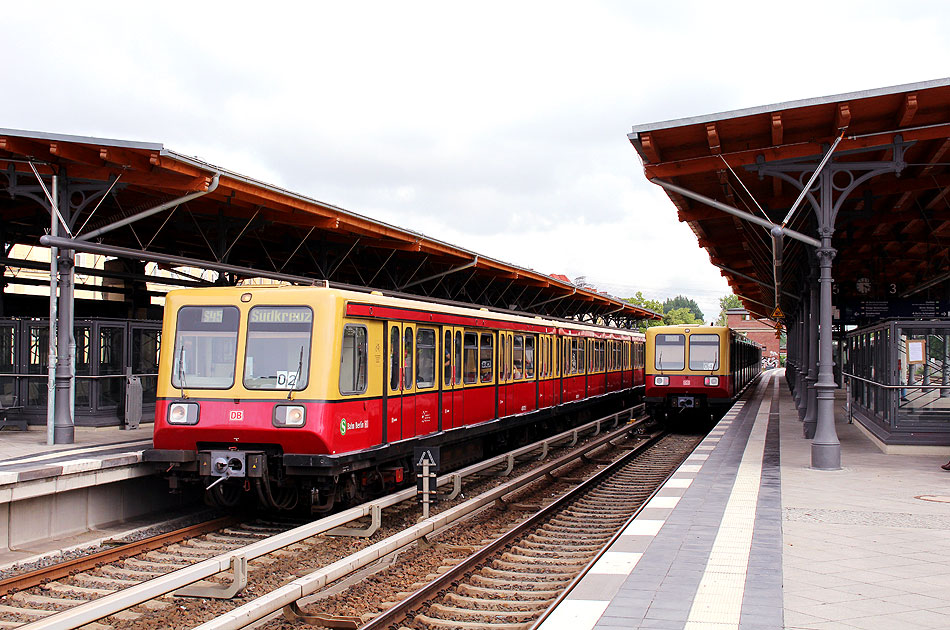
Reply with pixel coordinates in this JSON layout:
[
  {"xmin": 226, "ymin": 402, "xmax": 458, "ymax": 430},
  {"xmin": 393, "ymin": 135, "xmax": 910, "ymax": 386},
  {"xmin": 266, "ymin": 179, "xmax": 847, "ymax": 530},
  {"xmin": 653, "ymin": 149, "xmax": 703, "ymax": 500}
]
[
  {"xmin": 273, "ymin": 405, "xmax": 306, "ymax": 428},
  {"xmin": 167, "ymin": 402, "xmax": 199, "ymax": 425},
  {"xmin": 654, "ymin": 376, "xmax": 669, "ymax": 386},
  {"xmin": 704, "ymin": 376, "xmax": 719, "ymax": 387}
]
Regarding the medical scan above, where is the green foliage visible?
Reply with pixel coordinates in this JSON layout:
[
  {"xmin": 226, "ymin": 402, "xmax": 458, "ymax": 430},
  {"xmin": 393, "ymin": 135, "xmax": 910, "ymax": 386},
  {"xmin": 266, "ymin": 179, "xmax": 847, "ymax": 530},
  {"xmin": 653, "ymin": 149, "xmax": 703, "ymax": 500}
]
[
  {"xmin": 662, "ymin": 295, "xmax": 704, "ymax": 323},
  {"xmin": 716, "ymin": 294, "xmax": 743, "ymax": 326},
  {"xmin": 663, "ymin": 307, "xmax": 701, "ymax": 326},
  {"xmin": 625, "ymin": 291, "xmax": 665, "ymax": 333}
]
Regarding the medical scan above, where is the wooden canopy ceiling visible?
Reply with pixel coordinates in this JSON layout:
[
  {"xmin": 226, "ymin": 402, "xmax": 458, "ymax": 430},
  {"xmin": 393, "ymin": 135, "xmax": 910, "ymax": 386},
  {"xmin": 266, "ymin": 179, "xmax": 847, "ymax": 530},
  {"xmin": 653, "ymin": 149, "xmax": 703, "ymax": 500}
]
[
  {"xmin": 629, "ymin": 78, "xmax": 950, "ymax": 324},
  {"xmin": 0, "ymin": 128, "xmax": 657, "ymax": 324}
]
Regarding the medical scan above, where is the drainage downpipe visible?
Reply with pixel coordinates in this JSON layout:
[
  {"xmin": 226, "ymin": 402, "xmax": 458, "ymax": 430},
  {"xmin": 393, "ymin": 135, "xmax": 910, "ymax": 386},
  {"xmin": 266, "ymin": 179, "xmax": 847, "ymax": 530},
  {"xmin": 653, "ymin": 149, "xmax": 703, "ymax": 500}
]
[{"xmin": 77, "ymin": 174, "xmax": 220, "ymax": 241}]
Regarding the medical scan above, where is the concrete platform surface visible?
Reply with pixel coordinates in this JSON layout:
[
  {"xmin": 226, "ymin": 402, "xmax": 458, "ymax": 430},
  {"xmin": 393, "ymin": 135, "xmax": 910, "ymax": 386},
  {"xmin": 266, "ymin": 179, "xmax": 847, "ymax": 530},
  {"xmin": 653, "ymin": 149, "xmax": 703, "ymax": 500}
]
[{"xmin": 536, "ymin": 369, "xmax": 950, "ymax": 630}]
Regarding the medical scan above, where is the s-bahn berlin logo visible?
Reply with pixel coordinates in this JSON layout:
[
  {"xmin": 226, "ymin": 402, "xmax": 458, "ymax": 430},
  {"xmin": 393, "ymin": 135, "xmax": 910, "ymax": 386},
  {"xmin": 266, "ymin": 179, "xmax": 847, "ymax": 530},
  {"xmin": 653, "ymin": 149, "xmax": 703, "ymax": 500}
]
[{"xmin": 340, "ymin": 418, "xmax": 347, "ymax": 436}]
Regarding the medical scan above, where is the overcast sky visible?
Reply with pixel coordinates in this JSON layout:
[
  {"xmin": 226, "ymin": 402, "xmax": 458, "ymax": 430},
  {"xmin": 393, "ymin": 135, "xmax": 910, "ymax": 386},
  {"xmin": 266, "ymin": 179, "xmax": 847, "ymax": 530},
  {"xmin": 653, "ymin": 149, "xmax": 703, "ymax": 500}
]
[{"xmin": 5, "ymin": 2, "xmax": 949, "ymax": 322}]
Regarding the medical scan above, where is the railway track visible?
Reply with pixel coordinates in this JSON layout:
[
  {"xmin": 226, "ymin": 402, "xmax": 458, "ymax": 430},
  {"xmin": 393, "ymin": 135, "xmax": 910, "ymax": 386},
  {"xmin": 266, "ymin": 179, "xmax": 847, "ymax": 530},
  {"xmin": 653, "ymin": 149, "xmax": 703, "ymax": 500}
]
[
  {"xmin": 355, "ymin": 432, "xmax": 699, "ymax": 630},
  {"xmin": 0, "ymin": 517, "xmax": 303, "ymax": 629},
  {"xmin": 2, "ymin": 409, "xmax": 649, "ymax": 630}
]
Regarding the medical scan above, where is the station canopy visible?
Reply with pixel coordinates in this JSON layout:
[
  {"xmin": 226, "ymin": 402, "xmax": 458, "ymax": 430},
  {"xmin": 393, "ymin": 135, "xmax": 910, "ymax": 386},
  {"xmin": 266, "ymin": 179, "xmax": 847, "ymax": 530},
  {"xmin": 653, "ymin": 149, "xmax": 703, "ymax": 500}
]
[
  {"xmin": 0, "ymin": 128, "xmax": 657, "ymax": 326},
  {"xmin": 628, "ymin": 78, "xmax": 950, "ymax": 325}
]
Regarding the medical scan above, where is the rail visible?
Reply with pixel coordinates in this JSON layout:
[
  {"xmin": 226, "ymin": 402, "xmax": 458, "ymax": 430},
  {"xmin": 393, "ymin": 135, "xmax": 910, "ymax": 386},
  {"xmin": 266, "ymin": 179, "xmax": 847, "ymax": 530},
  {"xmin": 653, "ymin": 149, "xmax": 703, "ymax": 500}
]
[{"xmin": 17, "ymin": 406, "xmax": 644, "ymax": 630}]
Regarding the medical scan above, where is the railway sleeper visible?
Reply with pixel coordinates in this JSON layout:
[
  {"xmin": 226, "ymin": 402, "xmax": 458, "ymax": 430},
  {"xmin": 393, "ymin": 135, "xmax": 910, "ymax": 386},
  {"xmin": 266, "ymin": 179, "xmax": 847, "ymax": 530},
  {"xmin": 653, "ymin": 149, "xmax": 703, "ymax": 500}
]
[
  {"xmin": 525, "ymin": 532, "xmax": 605, "ymax": 546},
  {"xmin": 10, "ymin": 591, "xmax": 82, "ymax": 609},
  {"xmin": 481, "ymin": 566, "xmax": 576, "ymax": 581},
  {"xmin": 185, "ymin": 538, "xmax": 246, "ymax": 550},
  {"xmin": 413, "ymin": 612, "xmax": 530, "ymax": 630},
  {"xmin": 506, "ymin": 547, "xmax": 596, "ymax": 560},
  {"xmin": 72, "ymin": 572, "xmax": 139, "ymax": 588},
  {"xmin": 456, "ymin": 583, "xmax": 562, "ymax": 600},
  {"xmin": 143, "ymin": 551, "xmax": 196, "ymax": 564},
  {"xmin": 160, "ymin": 544, "xmax": 221, "ymax": 558},
  {"xmin": 123, "ymin": 558, "xmax": 180, "ymax": 572},
  {"xmin": 469, "ymin": 574, "xmax": 568, "ymax": 590},
  {"xmin": 428, "ymin": 603, "xmax": 539, "ymax": 622},
  {"xmin": 539, "ymin": 522, "xmax": 614, "ymax": 534},
  {"xmin": 42, "ymin": 581, "xmax": 114, "ymax": 597},
  {"xmin": 101, "ymin": 565, "xmax": 165, "ymax": 580},
  {"xmin": 499, "ymin": 552, "xmax": 588, "ymax": 567},
  {"xmin": 549, "ymin": 513, "xmax": 629, "ymax": 526},
  {"xmin": 516, "ymin": 538, "xmax": 603, "ymax": 552},
  {"xmin": 443, "ymin": 592, "xmax": 553, "ymax": 611}
]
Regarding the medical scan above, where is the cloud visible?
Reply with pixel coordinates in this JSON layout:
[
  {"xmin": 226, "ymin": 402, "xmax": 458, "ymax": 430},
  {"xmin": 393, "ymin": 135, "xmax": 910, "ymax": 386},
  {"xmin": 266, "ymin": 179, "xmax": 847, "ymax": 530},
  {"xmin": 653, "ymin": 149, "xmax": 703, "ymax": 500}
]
[{"xmin": 3, "ymin": 1, "xmax": 949, "ymax": 329}]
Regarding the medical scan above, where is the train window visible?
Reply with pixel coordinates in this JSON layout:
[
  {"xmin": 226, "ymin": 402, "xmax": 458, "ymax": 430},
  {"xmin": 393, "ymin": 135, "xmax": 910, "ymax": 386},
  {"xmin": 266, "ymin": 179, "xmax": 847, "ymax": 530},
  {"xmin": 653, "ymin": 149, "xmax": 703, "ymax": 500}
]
[
  {"xmin": 243, "ymin": 306, "xmax": 312, "ymax": 391},
  {"xmin": 513, "ymin": 335, "xmax": 524, "ymax": 379},
  {"xmin": 480, "ymin": 333, "xmax": 494, "ymax": 383},
  {"xmin": 340, "ymin": 325, "xmax": 368, "ymax": 395},
  {"xmin": 689, "ymin": 334, "xmax": 720, "ymax": 371},
  {"xmin": 577, "ymin": 338, "xmax": 586, "ymax": 374},
  {"xmin": 463, "ymin": 332, "xmax": 478, "ymax": 384},
  {"xmin": 655, "ymin": 334, "xmax": 685, "ymax": 370},
  {"xmin": 172, "ymin": 306, "xmax": 240, "ymax": 390},
  {"xmin": 403, "ymin": 328, "xmax": 414, "ymax": 390},
  {"xmin": 455, "ymin": 331, "xmax": 463, "ymax": 385},
  {"xmin": 525, "ymin": 336, "xmax": 535, "ymax": 378},
  {"xmin": 416, "ymin": 328, "xmax": 436, "ymax": 389},
  {"xmin": 390, "ymin": 326, "xmax": 400, "ymax": 390},
  {"xmin": 500, "ymin": 334, "xmax": 507, "ymax": 381},
  {"xmin": 443, "ymin": 330, "xmax": 452, "ymax": 386}
]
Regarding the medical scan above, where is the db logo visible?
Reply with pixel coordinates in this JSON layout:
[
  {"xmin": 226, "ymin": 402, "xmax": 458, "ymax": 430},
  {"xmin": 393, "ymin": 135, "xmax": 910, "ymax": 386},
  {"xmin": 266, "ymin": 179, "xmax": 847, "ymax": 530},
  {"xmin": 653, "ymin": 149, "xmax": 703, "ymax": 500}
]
[
  {"xmin": 229, "ymin": 410, "xmax": 244, "ymax": 422},
  {"xmin": 683, "ymin": 379, "xmax": 691, "ymax": 386}
]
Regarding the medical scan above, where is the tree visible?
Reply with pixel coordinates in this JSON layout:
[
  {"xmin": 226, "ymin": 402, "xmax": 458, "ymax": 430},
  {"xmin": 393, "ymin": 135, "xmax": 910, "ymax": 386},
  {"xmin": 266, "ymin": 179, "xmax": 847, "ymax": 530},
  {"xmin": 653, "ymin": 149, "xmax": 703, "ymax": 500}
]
[
  {"xmin": 663, "ymin": 307, "xmax": 701, "ymax": 326},
  {"xmin": 625, "ymin": 291, "xmax": 665, "ymax": 332},
  {"xmin": 716, "ymin": 294, "xmax": 743, "ymax": 326},
  {"xmin": 662, "ymin": 295, "xmax": 704, "ymax": 323}
]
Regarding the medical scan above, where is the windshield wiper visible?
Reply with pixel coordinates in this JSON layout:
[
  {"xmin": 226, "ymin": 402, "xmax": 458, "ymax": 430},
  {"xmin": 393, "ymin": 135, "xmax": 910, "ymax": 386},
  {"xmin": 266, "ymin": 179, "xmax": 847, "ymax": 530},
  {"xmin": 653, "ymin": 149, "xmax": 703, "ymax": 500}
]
[
  {"xmin": 177, "ymin": 345, "xmax": 188, "ymax": 399},
  {"xmin": 289, "ymin": 346, "xmax": 304, "ymax": 400}
]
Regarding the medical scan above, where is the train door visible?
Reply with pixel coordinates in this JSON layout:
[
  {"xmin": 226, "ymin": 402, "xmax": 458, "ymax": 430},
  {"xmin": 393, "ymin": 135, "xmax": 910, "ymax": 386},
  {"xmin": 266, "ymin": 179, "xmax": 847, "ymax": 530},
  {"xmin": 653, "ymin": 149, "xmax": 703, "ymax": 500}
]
[
  {"xmin": 441, "ymin": 327, "xmax": 462, "ymax": 430},
  {"xmin": 414, "ymin": 326, "xmax": 438, "ymax": 436},
  {"xmin": 385, "ymin": 322, "xmax": 416, "ymax": 441},
  {"xmin": 497, "ymin": 330, "xmax": 511, "ymax": 417}
]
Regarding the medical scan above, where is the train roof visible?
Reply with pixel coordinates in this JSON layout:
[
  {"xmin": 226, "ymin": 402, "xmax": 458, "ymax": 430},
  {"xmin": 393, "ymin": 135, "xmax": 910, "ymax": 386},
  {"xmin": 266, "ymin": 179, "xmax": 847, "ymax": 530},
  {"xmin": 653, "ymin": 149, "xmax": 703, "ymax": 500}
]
[{"xmin": 164, "ymin": 284, "xmax": 645, "ymax": 339}]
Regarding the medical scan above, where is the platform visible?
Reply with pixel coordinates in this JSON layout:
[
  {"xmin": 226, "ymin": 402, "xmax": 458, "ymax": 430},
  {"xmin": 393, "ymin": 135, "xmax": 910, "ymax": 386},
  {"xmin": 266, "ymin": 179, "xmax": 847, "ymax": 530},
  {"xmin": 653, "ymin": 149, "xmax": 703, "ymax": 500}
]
[
  {"xmin": 537, "ymin": 369, "xmax": 950, "ymax": 630},
  {"xmin": 0, "ymin": 423, "xmax": 191, "ymax": 562}
]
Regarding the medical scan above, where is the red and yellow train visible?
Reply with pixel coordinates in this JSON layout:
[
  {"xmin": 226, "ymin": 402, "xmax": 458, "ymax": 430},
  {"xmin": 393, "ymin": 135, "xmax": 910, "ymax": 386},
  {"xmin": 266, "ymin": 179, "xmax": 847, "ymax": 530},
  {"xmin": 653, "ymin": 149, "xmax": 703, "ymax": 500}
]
[
  {"xmin": 145, "ymin": 285, "xmax": 645, "ymax": 512},
  {"xmin": 644, "ymin": 325, "xmax": 761, "ymax": 421}
]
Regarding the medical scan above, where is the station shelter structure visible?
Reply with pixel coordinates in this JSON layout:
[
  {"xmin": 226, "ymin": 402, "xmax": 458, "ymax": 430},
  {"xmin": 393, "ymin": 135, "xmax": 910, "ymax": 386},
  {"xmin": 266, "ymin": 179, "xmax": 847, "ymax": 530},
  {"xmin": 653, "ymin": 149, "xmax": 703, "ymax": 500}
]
[
  {"xmin": 0, "ymin": 129, "xmax": 659, "ymax": 439},
  {"xmin": 629, "ymin": 77, "xmax": 950, "ymax": 467}
]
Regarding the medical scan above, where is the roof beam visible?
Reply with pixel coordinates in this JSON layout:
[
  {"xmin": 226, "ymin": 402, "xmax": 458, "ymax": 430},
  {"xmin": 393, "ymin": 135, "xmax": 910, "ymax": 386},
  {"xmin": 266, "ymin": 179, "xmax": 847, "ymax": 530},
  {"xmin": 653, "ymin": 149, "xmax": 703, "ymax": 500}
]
[
  {"xmin": 835, "ymin": 102, "xmax": 851, "ymax": 133},
  {"xmin": 49, "ymin": 142, "xmax": 103, "ymax": 166},
  {"xmin": 641, "ymin": 124, "xmax": 950, "ymax": 179},
  {"xmin": 897, "ymin": 93, "xmax": 918, "ymax": 127}
]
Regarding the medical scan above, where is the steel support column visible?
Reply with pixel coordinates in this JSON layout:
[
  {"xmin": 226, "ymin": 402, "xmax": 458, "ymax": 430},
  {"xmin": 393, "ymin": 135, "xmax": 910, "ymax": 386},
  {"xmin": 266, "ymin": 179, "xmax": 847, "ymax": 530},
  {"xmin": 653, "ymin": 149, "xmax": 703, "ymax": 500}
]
[
  {"xmin": 810, "ymin": 170, "xmax": 840, "ymax": 469},
  {"xmin": 52, "ymin": 176, "xmax": 75, "ymax": 443},
  {"xmin": 803, "ymin": 269, "xmax": 819, "ymax": 437}
]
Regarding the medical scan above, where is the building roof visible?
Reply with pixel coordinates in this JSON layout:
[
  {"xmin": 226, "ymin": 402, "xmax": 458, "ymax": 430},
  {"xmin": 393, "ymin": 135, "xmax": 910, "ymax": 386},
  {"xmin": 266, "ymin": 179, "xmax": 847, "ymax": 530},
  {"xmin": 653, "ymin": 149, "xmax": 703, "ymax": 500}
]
[
  {"xmin": 0, "ymin": 128, "xmax": 658, "ymax": 324},
  {"xmin": 628, "ymin": 78, "xmax": 950, "ymax": 324}
]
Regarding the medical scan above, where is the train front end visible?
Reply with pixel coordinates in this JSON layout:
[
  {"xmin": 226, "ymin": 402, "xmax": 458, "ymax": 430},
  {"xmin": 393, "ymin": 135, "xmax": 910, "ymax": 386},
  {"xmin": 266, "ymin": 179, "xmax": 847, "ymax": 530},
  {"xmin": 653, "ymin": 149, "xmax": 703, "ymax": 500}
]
[
  {"xmin": 146, "ymin": 285, "xmax": 344, "ymax": 511},
  {"xmin": 644, "ymin": 326, "xmax": 732, "ymax": 421}
]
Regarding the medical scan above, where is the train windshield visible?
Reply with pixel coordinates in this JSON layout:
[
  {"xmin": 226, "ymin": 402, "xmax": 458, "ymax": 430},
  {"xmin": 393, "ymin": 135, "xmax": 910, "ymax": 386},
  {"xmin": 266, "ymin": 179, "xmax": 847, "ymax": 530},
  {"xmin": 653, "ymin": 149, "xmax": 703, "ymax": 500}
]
[
  {"xmin": 171, "ymin": 306, "xmax": 240, "ymax": 389},
  {"xmin": 243, "ymin": 306, "xmax": 313, "ymax": 390},
  {"xmin": 689, "ymin": 334, "xmax": 720, "ymax": 371},
  {"xmin": 655, "ymin": 334, "xmax": 685, "ymax": 370}
]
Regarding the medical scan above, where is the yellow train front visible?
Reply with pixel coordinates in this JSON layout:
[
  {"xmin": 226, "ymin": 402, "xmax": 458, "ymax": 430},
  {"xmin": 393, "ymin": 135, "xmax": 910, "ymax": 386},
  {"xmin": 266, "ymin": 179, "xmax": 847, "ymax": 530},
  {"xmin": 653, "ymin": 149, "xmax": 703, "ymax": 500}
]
[
  {"xmin": 145, "ymin": 285, "xmax": 646, "ymax": 512},
  {"xmin": 644, "ymin": 325, "xmax": 761, "ymax": 422}
]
